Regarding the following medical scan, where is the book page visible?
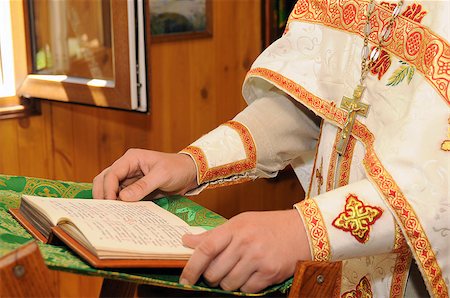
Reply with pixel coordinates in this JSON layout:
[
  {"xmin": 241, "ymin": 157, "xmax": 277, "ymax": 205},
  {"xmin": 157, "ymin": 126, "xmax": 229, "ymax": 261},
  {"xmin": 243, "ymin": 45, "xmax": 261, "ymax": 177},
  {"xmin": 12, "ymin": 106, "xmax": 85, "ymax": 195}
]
[{"xmin": 22, "ymin": 196, "xmax": 205, "ymax": 255}]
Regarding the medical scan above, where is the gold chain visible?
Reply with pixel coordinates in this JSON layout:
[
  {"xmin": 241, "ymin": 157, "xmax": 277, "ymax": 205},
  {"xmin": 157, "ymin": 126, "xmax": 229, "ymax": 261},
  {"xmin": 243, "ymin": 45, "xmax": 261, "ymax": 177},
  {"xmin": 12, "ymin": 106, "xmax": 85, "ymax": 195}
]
[{"xmin": 359, "ymin": 0, "xmax": 404, "ymax": 85}]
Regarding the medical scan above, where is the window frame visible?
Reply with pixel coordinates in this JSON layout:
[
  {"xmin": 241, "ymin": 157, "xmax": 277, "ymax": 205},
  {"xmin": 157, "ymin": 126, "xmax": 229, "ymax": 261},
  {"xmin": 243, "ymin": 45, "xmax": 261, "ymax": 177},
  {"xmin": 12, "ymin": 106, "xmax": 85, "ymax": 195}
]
[{"xmin": 18, "ymin": 0, "xmax": 148, "ymax": 112}]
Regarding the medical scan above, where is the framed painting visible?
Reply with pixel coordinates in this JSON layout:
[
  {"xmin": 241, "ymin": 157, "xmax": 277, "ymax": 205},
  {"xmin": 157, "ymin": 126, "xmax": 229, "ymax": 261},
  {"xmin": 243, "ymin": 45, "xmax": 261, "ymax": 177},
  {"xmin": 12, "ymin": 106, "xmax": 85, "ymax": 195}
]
[{"xmin": 149, "ymin": 0, "xmax": 212, "ymax": 42}]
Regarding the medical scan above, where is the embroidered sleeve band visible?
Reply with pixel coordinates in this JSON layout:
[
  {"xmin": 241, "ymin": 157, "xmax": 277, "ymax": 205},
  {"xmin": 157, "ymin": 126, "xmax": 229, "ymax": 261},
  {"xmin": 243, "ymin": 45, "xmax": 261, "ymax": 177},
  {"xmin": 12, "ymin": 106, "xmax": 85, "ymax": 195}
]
[
  {"xmin": 295, "ymin": 179, "xmax": 399, "ymax": 262},
  {"xmin": 180, "ymin": 121, "xmax": 257, "ymax": 192}
]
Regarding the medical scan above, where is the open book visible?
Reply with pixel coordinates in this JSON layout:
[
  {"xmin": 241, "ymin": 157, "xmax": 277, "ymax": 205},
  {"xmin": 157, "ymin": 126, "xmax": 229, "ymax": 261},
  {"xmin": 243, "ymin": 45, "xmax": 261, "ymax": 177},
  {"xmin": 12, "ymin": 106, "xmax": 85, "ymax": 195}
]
[{"xmin": 10, "ymin": 195, "xmax": 205, "ymax": 268}]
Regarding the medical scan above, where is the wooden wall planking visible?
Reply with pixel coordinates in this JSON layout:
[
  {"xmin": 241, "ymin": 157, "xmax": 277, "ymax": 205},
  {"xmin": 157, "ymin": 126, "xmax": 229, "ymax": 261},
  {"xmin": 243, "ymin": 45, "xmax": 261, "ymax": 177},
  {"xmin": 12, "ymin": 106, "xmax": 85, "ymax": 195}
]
[{"xmin": 0, "ymin": 1, "xmax": 304, "ymax": 295}]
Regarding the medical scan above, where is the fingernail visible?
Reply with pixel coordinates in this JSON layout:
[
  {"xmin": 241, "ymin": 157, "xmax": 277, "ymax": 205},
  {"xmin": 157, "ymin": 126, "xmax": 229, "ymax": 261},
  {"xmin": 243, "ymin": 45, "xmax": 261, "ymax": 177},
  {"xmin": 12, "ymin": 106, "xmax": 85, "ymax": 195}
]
[{"xmin": 179, "ymin": 278, "xmax": 190, "ymax": 285}]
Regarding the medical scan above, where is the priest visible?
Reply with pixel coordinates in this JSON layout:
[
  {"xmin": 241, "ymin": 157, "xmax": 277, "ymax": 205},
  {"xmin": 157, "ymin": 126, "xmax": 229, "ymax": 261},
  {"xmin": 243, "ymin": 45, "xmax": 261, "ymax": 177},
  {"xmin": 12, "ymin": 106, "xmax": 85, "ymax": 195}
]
[{"xmin": 93, "ymin": 1, "xmax": 449, "ymax": 296}]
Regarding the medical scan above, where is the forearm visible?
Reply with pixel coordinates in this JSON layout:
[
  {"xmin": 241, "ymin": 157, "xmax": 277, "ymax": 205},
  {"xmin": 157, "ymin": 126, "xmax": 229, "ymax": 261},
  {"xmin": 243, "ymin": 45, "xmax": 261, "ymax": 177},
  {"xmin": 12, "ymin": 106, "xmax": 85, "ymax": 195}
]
[{"xmin": 180, "ymin": 91, "xmax": 320, "ymax": 194}]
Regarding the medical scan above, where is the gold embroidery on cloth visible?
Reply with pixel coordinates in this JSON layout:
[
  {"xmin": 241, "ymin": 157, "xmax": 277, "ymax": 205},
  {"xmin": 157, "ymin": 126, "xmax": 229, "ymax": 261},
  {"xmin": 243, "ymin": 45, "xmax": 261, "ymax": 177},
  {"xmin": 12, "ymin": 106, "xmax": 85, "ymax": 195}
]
[
  {"xmin": 246, "ymin": 67, "xmax": 448, "ymax": 297},
  {"xmin": 287, "ymin": 0, "xmax": 450, "ymax": 104},
  {"xmin": 390, "ymin": 225, "xmax": 412, "ymax": 298},
  {"xmin": 297, "ymin": 199, "xmax": 331, "ymax": 261},
  {"xmin": 332, "ymin": 194, "xmax": 383, "ymax": 244},
  {"xmin": 180, "ymin": 121, "xmax": 257, "ymax": 185},
  {"xmin": 341, "ymin": 276, "xmax": 373, "ymax": 298}
]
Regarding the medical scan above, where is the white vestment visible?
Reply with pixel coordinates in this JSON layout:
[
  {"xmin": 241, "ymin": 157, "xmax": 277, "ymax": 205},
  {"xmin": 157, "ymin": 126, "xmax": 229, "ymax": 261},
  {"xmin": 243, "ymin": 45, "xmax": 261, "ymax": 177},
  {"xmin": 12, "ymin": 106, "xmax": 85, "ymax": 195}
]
[{"xmin": 181, "ymin": 1, "xmax": 450, "ymax": 297}]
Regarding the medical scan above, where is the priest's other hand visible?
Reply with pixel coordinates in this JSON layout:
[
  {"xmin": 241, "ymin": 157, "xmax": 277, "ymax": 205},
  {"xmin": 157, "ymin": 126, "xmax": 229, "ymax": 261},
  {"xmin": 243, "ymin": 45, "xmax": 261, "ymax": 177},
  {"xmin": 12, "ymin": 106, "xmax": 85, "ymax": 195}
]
[
  {"xmin": 92, "ymin": 149, "xmax": 198, "ymax": 201},
  {"xmin": 179, "ymin": 209, "xmax": 311, "ymax": 293}
]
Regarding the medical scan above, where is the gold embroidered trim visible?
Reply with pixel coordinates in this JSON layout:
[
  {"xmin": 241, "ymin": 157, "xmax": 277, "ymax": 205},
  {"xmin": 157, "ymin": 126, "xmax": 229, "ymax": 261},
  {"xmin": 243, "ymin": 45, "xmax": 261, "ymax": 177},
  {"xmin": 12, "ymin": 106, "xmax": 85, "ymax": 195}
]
[
  {"xmin": 297, "ymin": 199, "xmax": 331, "ymax": 261},
  {"xmin": 390, "ymin": 225, "xmax": 412, "ymax": 298},
  {"xmin": 246, "ymin": 67, "xmax": 448, "ymax": 297},
  {"xmin": 287, "ymin": 0, "xmax": 450, "ymax": 105},
  {"xmin": 341, "ymin": 276, "xmax": 373, "ymax": 298},
  {"xmin": 390, "ymin": 251, "xmax": 412, "ymax": 298},
  {"xmin": 180, "ymin": 121, "xmax": 257, "ymax": 185}
]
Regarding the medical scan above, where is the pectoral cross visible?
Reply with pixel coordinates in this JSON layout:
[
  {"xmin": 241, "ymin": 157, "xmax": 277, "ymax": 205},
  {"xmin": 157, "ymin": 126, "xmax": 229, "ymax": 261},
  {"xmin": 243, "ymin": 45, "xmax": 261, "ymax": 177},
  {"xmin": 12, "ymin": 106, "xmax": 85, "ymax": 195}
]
[{"xmin": 336, "ymin": 85, "xmax": 370, "ymax": 155}]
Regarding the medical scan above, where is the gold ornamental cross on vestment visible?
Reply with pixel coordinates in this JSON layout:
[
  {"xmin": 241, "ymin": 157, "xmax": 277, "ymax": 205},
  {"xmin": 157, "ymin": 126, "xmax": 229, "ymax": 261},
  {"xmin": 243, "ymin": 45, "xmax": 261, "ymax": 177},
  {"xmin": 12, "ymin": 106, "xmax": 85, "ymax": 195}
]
[{"xmin": 336, "ymin": 85, "xmax": 370, "ymax": 155}]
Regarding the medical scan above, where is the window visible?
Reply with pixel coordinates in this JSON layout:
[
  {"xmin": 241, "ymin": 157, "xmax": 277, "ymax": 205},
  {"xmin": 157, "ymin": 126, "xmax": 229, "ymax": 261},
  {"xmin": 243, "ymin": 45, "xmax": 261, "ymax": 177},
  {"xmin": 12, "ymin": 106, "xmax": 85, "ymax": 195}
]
[
  {"xmin": 0, "ymin": 0, "xmax": 16, "ymax": 98},
  {"xmin": 18, "ymin": 0, "xmax": 148, "ymax": 112}
]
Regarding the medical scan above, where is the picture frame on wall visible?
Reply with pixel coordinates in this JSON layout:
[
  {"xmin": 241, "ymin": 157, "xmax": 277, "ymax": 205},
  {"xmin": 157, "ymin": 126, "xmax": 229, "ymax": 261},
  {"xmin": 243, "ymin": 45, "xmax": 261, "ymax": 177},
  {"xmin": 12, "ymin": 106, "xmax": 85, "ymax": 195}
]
[{"xmin": 149, "ymin": 0, "xmax": 212, "ymax": 42}]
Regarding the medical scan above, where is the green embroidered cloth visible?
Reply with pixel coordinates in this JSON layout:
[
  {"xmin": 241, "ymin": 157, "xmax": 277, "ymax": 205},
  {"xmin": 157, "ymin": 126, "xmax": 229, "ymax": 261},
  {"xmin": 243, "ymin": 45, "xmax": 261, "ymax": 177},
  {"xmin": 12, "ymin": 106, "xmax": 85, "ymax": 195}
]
[{"xmin": 0, "ymin": 175, "xmax": 291, "ymax": 296}]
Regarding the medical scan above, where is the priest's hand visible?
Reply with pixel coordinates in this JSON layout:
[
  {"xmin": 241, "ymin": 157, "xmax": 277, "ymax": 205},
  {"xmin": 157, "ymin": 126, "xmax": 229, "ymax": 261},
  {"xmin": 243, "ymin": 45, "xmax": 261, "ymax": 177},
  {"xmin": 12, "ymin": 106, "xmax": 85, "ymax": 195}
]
[
  {"xmin": 92, "ymin": 149, "xmax": 198, "ymax": 201},
  {"xmin": 179, "ymin": 209, "xmax": 311, "ymax": 293}
]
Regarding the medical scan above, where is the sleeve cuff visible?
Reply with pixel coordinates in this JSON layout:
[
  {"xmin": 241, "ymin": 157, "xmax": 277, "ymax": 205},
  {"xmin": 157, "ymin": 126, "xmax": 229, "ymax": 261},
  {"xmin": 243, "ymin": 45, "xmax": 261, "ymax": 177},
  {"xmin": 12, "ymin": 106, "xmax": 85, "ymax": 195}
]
[
  {"xmin": 294, "ymin": 179, "xmax": 407, "ymax": 261},
  {"xmin": 179, "ymin": 121, "xmax": 259, "ymax": 194}
]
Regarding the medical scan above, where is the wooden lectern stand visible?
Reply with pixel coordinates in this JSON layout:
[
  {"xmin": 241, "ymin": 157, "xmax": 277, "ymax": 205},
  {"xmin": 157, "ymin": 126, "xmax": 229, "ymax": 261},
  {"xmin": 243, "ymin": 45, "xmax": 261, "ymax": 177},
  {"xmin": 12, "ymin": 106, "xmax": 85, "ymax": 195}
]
[
  {"xmin": 0, "ymin": 241, "xmax": 59, "ymax": 297},
  {"xmin": 0, "ymin": 242, "xmax": 342, "ymax": 297}
]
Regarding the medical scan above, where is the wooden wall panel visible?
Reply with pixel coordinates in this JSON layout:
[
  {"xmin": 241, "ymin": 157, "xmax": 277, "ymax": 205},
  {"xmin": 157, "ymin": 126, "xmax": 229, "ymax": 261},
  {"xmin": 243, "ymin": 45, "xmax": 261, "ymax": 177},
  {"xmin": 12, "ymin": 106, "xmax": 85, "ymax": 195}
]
[
  {"xmin": 0, "ymin": 0, "xmax": 305, "ymax": 295},
  {"xmin": 0, "ymin": 0, "xmax": 306, "ymax": 217}
]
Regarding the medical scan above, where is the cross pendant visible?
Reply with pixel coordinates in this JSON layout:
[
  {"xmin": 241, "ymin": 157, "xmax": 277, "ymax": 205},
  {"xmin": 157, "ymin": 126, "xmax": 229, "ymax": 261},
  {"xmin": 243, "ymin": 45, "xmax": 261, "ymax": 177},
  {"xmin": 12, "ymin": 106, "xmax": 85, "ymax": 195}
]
[{"xmin": 336, "ymin": 85, "xmax": 370, "ymax": 155}]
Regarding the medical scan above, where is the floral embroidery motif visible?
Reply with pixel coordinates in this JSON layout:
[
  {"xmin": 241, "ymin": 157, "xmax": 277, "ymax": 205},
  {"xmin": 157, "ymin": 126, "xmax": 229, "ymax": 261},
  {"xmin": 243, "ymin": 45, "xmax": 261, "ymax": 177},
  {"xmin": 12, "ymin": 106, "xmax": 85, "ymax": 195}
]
[
  {"xmin": 341, "ymin": 276, "xmax": 373, "ymax": 298},
  {"xmin": 374, "ymin": 3, "xmax": 426, "ymax": 82},
  {"xmin": 387, "ymin": 61, "xmax": 415, "ymax": 86},
  {"xmin": 380, "ymin": 2, "xmax": 427, "ymax": 23},
  {"xmin": 332, "ymin": 194, "xmax": 383, "ymax": 244},
  {"xmin": 286, "ymin": 0, "xmax": 449, "ymax": 104},
  {"xmin": 371, "ymin": 49, "xmax": 392, "ymax": 80}
]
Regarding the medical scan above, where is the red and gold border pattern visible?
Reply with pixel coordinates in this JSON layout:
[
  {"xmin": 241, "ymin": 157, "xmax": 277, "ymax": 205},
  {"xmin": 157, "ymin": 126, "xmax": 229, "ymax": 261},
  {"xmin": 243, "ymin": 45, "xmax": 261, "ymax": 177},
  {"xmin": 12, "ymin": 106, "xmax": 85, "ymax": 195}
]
[
  {"xmin": 246, "ymin": 67, "xmax": 448, "ymax": 297},
  {"xmin": 390, "ymin": 251, "xmax": 412, "ymax": 298},
  {"xmin": 296, "ymin": 199, "xmax": 331, "ymax": 261},
  {"xmin": 390, "ymin": 224, "xmax": 412, "ymax": 298},
  {"xmin": 180, "ymin": 121, "xmax": 257, "ymax": 185},
  {"xmin": 338, "ymin": 136, "xmax": 357, "ymax": 187},
  {"xmin": 287, "ymin": 0, "xmax": 450, "ymax": 105}
]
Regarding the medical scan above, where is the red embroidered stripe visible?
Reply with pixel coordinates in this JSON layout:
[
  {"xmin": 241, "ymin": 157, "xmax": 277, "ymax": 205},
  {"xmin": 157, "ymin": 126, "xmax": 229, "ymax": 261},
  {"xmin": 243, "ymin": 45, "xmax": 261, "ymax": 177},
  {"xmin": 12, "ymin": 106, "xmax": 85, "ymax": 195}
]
[{"xmin": 287, "ymin": 0, "xmax": 450, "ymax": 105}]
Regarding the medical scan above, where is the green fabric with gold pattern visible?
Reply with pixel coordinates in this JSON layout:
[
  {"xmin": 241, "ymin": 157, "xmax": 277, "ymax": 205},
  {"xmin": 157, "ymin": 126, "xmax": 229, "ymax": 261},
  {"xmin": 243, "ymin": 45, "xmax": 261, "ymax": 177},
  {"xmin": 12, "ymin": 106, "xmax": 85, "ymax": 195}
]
[{"xmin": 0, "ymin": 175, "xmax": 292, "ymax": 296}]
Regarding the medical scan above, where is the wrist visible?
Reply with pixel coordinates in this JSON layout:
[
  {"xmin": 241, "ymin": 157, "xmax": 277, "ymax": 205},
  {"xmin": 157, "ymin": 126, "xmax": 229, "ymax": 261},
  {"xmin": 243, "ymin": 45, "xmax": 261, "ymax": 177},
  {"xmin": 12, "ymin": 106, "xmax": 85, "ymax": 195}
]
[
  {"xmin": 178, "ymin": 153, "xmax": 199, "ymax": 191},
  {"xmin": 289, "ymin": 209, "xmax": 313, "ymax": 261}
]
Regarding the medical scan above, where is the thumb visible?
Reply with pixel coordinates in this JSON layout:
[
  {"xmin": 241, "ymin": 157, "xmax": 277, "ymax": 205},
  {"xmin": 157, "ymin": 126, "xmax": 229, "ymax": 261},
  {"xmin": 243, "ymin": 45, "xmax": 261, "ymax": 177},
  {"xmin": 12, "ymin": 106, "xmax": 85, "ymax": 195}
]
[
  {"xmin": 119, "ymin": 174, "xmax": 163, "ymax": 201},
  {"xmin": 182, "ymin": 230, "xmax": 209, "ymax": 248}
]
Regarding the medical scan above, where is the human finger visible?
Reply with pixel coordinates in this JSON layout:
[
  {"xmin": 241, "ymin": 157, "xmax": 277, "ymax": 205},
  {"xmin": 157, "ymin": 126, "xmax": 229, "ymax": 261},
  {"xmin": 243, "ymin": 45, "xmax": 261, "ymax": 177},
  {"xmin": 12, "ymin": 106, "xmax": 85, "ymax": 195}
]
[
  {"xmin": 179, "ymin": 228, "xmax": 232, "ymax": 286},
  {"xmin": 202, "ymin": 242, "xmax": 241, "ymax": 287},
  {"xmin": 119, "ymin": 176, "xmax": 142, "ymax": 189},
  {"xmin": 181, "ymin": 230, "xmax": 210, "ymax": 248},
  {"xmin": 218, "ymin": 257, "xmax": 256, "ymax": 291},
  {"xmin": 239, "ymin": 271, "xmax": 275, "ymax": 294},
  {"xmin": 102, "ymin": 153, "xmax": 144, "ymax": 200},
  {"xmin": 92, "ymin": 168, "xmax": 108, "ymax": 199},
  {"xmin": 118, "ymin": 173, "xmax": 166, "ymax": 201}
]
